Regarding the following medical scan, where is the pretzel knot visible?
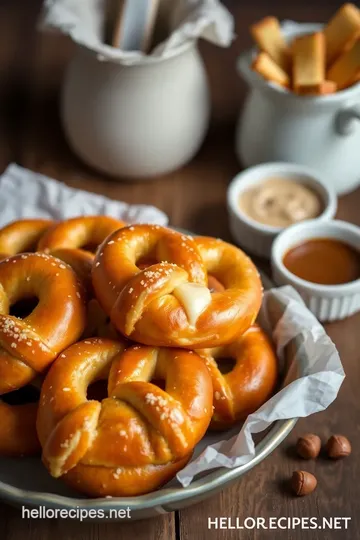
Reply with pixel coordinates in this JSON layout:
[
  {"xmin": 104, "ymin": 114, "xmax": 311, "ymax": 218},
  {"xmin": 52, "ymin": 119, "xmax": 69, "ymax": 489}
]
[
  {"xmin": 0, "ymin": 253, "xmax": 86, "ymax": 393},
  {"xmin": 92, "ymin": 225, "xmax": 263, "ymax": 348},
  {"xmin": 38, "ymin": 216, "xmax": 126, "ymax": 293},
  {"xmin": 0, "ymin": 219, "xmax": 53, "ymax": 260},
  {"xmin": 37, "ymin": 338, "xmax": 213, "ymax": 497},
  {"xmin": 197, "ymin": 325, "xmax": 278, "ymax": 430}
]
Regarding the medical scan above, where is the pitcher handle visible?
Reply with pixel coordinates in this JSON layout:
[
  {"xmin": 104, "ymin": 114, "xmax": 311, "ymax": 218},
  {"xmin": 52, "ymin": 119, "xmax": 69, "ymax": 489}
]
[{"xmin": 335, "ymin": 104, "xmax": 360, "ymax": 136}]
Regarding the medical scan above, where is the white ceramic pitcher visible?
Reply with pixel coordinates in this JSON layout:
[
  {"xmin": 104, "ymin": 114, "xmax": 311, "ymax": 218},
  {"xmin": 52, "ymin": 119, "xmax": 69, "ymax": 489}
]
[
  {"xmin": 61, "ymin": 41, "xmax": 210, "ymax": 179},
  {"xmin": 236, "ymin": 23, "xmax": 360, "ymax": 195}
]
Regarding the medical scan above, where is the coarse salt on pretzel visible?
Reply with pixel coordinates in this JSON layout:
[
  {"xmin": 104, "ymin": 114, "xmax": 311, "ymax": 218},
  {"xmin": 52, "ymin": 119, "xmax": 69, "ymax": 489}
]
[
  {"xmin": 38, "ymin": 216, "xmax": 126, "ymax": 292},
  {"xmin": 197, "ymin": 325, "xmax": 278, "ymax": 430},
  {"xmin": 0, "ymin": 219, "xmax": 53, "ymax": 260},
  {"xmin": 92, "ymin": 225, "xmax": 262, "ymax": 348},
  {"xmin": 0, "ymin": 252, "xmax": 86, "ymax": 393},
  {"xmin": 37, "ymin": 338, "xmax": 212, "ymax": 497}
]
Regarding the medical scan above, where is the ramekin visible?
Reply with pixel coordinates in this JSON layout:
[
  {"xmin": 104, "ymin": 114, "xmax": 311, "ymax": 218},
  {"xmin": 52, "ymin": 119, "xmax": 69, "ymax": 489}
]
[
  {"xmin": 227, "ymin": 162, "xmax": 337, "ymax": 258},
  {"xmin": 271, "ymin": 219, "xmax": 360, "ymax": 322}
]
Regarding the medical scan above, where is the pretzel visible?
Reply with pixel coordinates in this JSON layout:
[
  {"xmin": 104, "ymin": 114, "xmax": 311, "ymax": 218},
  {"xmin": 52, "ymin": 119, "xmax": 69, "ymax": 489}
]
[
  {"xmin": 0, "ymin": 253, "xmax": 86, "ymax": 393},
  {"xmin": 0, "ymin": 399, "xmax": 40, "ymax": 455},
  {"xmin": 197, "ymin": 325, "xmax": 278, "ymax": 430},
  {"xmin": 92, "ymin": 225, "xmax": 262, "ymax": 348},
  {"xmin": 38, "ymin": 216, "xmax": 126, "ymax": 291},
  {"xmin": 0, "ymin": 219, "xmax": 53, "ymax": 260},
  {"xmin": 83, "ymin": 299, "xmax": 119, "ymax": 340},
  {"xmin": 37, "ymin": 338, "xmax": 212, "ymax": 497}
]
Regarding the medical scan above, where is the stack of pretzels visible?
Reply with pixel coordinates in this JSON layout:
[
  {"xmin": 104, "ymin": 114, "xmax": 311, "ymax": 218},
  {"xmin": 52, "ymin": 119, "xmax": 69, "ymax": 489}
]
[{"xmin": 0, "ymin": 216, "xmax": 278, "ymax": 497}]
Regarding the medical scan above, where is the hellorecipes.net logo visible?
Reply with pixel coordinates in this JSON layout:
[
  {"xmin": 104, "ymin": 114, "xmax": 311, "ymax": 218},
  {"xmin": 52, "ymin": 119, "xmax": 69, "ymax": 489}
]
[
  {"xmin": 21, "ymin": 506, "xmax": 132, "ymax": 521},
  {"xmin": 208, "ymin": 516, "xmax": 352, "ymax": 531}
]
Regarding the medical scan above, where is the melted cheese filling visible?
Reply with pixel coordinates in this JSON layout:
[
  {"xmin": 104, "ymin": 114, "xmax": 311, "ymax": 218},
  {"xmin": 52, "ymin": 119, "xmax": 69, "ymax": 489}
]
[{"xmin": 173, "ymin": 283, "xmax": 211, "ymax": 326}]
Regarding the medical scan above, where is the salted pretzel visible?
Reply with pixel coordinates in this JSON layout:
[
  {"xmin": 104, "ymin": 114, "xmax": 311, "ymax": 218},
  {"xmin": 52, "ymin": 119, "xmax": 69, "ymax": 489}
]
[
  {"xmin": 38, "ymin": 216, "xmax": 126, "ymax": 292},
  {"xmin": 0, "ymin": 252, "xmax": 86, "ymax": 393},
  {"xmin": 197, "ymin": 325, "xmax": 278, "ymax": 430},
  {"xmin": 83, "ymin": 299, "xmax": 119, "ymax": 340},
  {"xmin": 37, "ymin": 338, "xmax": 213, "ymax": 497},
  {"xmin": 0, "ymin": 219, "xmax": 53, "ymax": 260},
  {"xmin": 92, "ymin": 225, "xmax": 262, "ymax": 348}
]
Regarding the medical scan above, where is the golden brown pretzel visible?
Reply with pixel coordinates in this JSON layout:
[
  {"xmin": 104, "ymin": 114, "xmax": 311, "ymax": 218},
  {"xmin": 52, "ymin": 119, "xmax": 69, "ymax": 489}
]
[
  {"xmin": 38, "ymin": 216, "xmax": 126, "ymax": 292},
  {"xmin": 0, "ymin": 219, "xmax": 53, "ymax": 260},
  {"xmin": 92, "ymin": 225, "xmax": 262, "ymax": 348},
  {"xmin": 197, "ymin": 325, "xmax": 278, "ymax": 430},
  {"xmin": 37, "ymin": 338, "xmax": 213, "ymax": 497},
  {"xmin": 83, "ymin": 299, "xmax": 119, "ymax": 340},
  {"xmin": 0, "ymin": 400, "xmax": 40, "ymax": 456},
  {"xmin": 0, "ymin": 252, "xmax": 86, "ymax": 393}
]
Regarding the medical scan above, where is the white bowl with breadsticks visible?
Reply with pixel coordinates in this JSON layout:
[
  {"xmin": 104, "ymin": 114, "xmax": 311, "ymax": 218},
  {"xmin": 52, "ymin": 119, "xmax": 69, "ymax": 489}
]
[{"xmin": 236, "ymin": 3, "xmax": 360, "ymax": 195}]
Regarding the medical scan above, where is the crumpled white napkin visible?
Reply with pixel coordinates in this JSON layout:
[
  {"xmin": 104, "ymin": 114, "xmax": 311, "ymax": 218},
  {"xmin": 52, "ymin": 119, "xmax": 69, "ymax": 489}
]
[
  {"xmin": 177, "ymin": 286, "xmax": 345, "ymax": 486},
  {"xmin": 0, "ymin": 164, "xmax": 168, "ymax": 226},
  {"xmin": 40, "ymin": 0, "xmax": 234, "ymax": 63}
]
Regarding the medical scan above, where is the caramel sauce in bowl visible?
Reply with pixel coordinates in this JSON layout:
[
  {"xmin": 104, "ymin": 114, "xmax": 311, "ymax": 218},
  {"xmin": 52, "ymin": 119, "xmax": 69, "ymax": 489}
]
[
  {"xmin": 271, "ymin": 219, "xmax": 360, "ymax": 322},
  {"xmin": 283, "ymin": 239, "xmax": 360, "ymax": 286}
]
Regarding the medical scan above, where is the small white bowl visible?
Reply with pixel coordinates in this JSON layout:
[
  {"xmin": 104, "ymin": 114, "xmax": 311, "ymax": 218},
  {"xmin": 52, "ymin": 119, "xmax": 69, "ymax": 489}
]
[
  {"xmin": 271, "ymin": 219, "xmax": 360, "ymax": 322},
  {"xmin": 227, "ymin": 162, "xmax": 337, "ymax": 258}
]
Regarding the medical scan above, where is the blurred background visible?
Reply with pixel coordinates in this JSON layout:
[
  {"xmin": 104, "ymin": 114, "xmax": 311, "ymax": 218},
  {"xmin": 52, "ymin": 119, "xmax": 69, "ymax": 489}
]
[{"xmin": 0, "ymin": 0, "xmax": 353, "ymax": 233}]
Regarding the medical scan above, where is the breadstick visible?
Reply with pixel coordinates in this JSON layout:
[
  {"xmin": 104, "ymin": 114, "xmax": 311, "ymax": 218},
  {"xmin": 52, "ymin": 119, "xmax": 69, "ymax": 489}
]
[
  {"xmin": 250, "ymin": 17, "xmax": 290, "ymax": 72},
  {"xmin": 296, "ymin": 80, "xmax": 337, "ymax": 96},
  {"xmin": 252, "ymin": 52, "xmax": 290, "ymax": 88},
  {"xmin": 324, "ymin": 3, "xmax": 360, "ymax": 66},
  {"xmin": 292, "ymin": 32, "xmax": 325, "ymax": 93},
  {"xmin": 327, "ymin": 39, "xmax": 360, "ymax": 89}
]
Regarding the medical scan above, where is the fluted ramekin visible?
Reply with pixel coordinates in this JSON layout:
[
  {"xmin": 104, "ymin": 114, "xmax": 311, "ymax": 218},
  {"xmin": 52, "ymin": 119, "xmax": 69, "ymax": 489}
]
[
  {"xmin": 227, "ymin": 162, "xmax": 337, "ymax": 258},
  {"xmin": 271, "ymin": 219, "xmax": 360, "ymax": 322}
]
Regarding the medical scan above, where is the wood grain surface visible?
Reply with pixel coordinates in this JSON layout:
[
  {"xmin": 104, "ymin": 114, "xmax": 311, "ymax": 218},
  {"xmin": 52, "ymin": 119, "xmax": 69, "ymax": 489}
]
[{"xmin": 0, "ymin": 1, "xmax": 359, "ymax": 539}]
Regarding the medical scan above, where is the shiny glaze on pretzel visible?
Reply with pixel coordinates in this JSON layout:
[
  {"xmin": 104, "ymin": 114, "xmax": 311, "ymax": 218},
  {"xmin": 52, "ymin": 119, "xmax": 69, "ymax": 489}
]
[
  {"xmin": 0, "ymin": 252, "xmax": 86, "ymax": 393},
  {"xmin": 38, "ymin": 216, "xmax": 126, "ymax": 292},
  {"xmin": 197, "ymin": 325, "xmax": 278, "ymax": 430},
  {"xmin": 0, "ymin": 399, "xmax": 40, "ymax": 455},
  {"xmin": 0, "ymin": 219, "xmax": 53, "ymax": 260},
  {"xmin": 37, "ymin": 338, "xmax": 212, "ymax": 497},
  {"xmin": 92, "ymin": 225, "xmax": 262, "ymax": 348}
]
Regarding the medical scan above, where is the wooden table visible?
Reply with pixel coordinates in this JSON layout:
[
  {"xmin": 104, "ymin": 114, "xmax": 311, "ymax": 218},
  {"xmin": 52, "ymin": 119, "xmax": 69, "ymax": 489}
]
[{"xmin": 1, "ymin": 1, "xmax": 359, "ymax": 539}]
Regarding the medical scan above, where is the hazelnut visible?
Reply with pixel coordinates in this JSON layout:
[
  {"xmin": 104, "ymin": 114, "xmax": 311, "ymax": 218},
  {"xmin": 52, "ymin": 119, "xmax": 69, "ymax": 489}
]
[
  {"xmin": 291, "ymin": 470, "xmax": 317, "ymax": 496},
  {"xmin": 296, "ymin": 434, "xmax": 321, "ymax": 459},
  {"xmin": 325, "ymin": 435, "xmax": 351, "ymax": 459}
]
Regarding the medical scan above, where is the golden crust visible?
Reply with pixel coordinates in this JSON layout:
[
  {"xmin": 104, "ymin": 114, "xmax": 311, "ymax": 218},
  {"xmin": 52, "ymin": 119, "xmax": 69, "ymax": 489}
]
[
  {"xmin": 197, "ymin": 325, "xmax": 278, "ymax": 430},
  {"xmin": 0, "ymin": 219, "xmax": 53, "ymax": 259},
  {"xmin": 0, "ymin": 253, "xmax": 86, "ymax": 393},
  {"xmin": 38, "ymin": 216, "xmax": 126, "ymax": 292},
  {"xmin": 37, "ymin": 338, "xmax": 213, "ymax": 497},
  {"xmin": 92, "ymin": 225, "xmax": 263, "ymax": 348},
  {"xmin": 0, "ymin": 400, "xmax": 40, "ymax": 456}
]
